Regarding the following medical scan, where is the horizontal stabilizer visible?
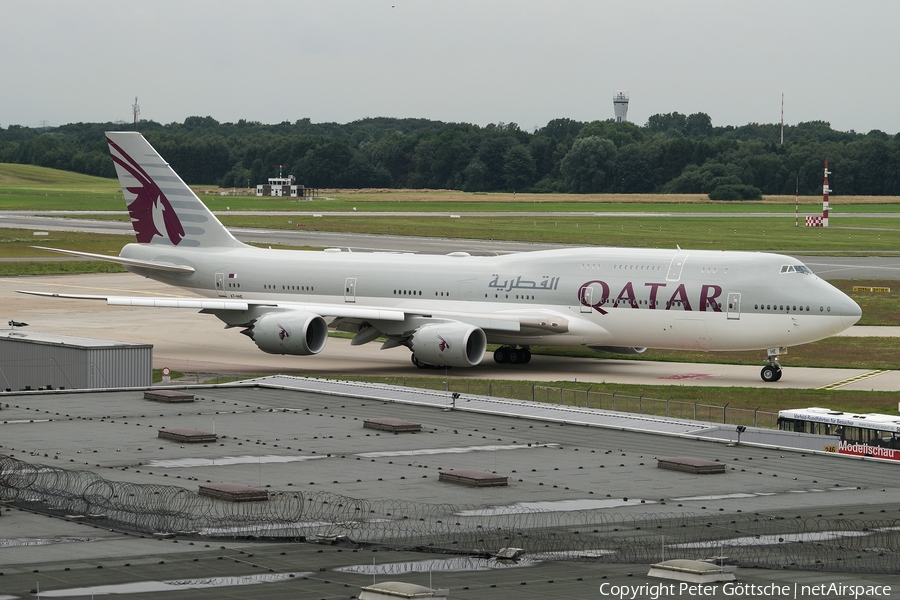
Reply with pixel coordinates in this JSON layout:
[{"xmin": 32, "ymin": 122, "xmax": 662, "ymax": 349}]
[
  {"xmin": 31, "ymin": 246, "xmax": 195, "ymax": 274},
  {"xmin": 17, "ymin": 290, "xmax": 248, "ymax": 310}
]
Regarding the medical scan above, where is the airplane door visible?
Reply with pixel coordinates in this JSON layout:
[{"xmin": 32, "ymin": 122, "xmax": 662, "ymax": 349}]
[
  {"xmin": 458, "ymin": 278, "xmax": 477, "ymax": 301},
  {"xmin": 666, "ymin": 254, "xmax": 688, "ymax": 282},
  {"xmin": 215, "ymin": 273, "xmax": 225, "ymax": 297},
  {"xmin": 344, "ymin": 278, "xmax": 357, "ymax": 303},
  {"xmin": 580, "ymin": 286, "xmax": 593, "ymax": 313},
  {"xmin": 727, "ymin": 292, "xmax": 741, "ymax": 320}
]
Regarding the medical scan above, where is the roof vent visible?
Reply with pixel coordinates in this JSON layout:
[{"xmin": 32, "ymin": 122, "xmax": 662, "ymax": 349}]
[
  {"xmin": 198, "ymin": 483, "xmax": 268, "ymax": 502},
  {"xmin": 364, "ymin": 418, "xmax": 422, "ymax": 434},
  {"xmin": 439, "ymin": 469, "xmax": 508, "ymax": 487},
  {"xmin": 144, "ymin": 390, "xmax": 194, "ymax": 403},
  {"xmin": 495, "ymin": 547, "xmax": 524, "ymax": 560},
  {"xmin": 158, "ymin": 428, "xmax": 217, "ymax": 443},
  {"xmin": 648, "ymin": 559, "xmax": 735, "ymax": 583},
  {"xmin": 657, "ymin": 457, "xmax": 725, "ymax": 475},
  {"xmin": 360, "ymin": 581, "xmax": 449, "ymax": 599}
]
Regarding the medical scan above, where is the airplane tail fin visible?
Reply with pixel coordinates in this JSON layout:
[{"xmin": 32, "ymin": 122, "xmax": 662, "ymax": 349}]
[{"xmin": 106, "ymin": 131, "xmax": 242, "ymax": 248}]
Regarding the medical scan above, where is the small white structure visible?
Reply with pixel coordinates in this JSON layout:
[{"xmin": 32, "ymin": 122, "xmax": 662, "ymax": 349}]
[
  {"xmin": 613, "ymin": 91, "xmax": 629, "ymax": 122},
  {"xmin": 359, "ymin": 581, "xmax": 448, "ymax": 599},
  {"xmin": 647, "ymin": 559, "xmax": 736, "ymax": 583},
  {"xmin": 256, "ymin": 175, "xmax": 306, "ymax": 197}
]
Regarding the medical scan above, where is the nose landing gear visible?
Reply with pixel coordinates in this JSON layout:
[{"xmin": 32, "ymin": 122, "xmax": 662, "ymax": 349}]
[{"xmin": 760, "ymin": 347, "xmax": 785, "ymax": 382}]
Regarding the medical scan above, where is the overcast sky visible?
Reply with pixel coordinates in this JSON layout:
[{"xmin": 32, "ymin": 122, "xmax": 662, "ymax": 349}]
[{"xmin": 2, "ymin": 1, "xmax": 898, "ymax": 134}]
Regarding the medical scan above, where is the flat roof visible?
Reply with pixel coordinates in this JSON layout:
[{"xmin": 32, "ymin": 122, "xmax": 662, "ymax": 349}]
[
  {"xmin": 0, "ymin": 329, "xmax": 152, "ymax": 349},
  {"xmin": 1, "ymin": 378, "xmax": 899, "ymax": 599}
]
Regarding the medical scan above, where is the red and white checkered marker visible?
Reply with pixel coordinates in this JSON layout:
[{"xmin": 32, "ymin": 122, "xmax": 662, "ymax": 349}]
[
  {"xmin": 806, "ymin": 159, "xmax": 831, "ymax": 227},
  {"xmin": 821, "ymin": 158, "xmax": 831, "ymax": 227}
]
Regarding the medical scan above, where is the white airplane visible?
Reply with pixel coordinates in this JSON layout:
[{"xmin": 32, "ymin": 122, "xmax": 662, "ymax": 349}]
[{"xmin": 22, "ymin": 132, "xmax": 861, "ymax": 382}]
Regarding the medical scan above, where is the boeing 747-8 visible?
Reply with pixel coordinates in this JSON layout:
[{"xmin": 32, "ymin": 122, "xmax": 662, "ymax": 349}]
[{"xmin": 21, "ymin": 132, "xmax": 861, "ymax": 382}]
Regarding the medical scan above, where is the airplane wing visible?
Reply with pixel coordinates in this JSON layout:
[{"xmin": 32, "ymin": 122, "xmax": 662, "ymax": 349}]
[
  {"xmin": 16, "ymin": 289, "xmax": 610, "ymax": 368},
  {"xmin": 15, "ymin": 291, "xmax": 579, "ymax": 334},
  {"xmin": 15, "ymin": 290, "xmax": 408, "ymax": 323}
]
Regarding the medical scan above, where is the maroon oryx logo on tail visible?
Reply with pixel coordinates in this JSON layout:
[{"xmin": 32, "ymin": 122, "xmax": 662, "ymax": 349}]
[
  {"xmin": 437, "ymin": 335, "xmax": 450, "ymax": 352},
  {"xmin": 107, "ymin": 136, "xmax": 186, "ymax": 245}
]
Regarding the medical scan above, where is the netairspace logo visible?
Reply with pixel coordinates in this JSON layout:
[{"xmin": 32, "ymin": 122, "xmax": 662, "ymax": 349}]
[{"xmin": 599, "ymin": 582, "xmax": 892, "ymax": 599}]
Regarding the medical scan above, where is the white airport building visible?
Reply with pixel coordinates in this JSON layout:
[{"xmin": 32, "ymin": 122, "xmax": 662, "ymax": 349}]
[{"xmin": 256, "ymin": 174, "xmax": 310, "ymax": 197}]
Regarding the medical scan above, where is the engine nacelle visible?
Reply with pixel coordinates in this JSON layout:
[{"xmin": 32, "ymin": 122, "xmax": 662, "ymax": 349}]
[
  {"xmin": 588, "ymin": 345, "xmax": 647, "ymax": 355},
  {"xmin": 243, "ymin": 312, "xmax": 328, "ymax": 356},
  {"xmin": 410, "ymin": 323, "xmax": 486, "ymax": 368}
]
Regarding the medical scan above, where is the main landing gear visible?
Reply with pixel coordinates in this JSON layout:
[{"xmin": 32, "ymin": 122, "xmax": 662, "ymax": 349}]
[
  {"xmin": 493, "ymin": 346, "xmax": 532, "ymax": 365},
  {"xmin": 411, "ymin": 354, "xmax": 440, "ymax": 369},
  {"xmin": 760, "ymin": 347, "xmax": 785, "ymax": 382}
]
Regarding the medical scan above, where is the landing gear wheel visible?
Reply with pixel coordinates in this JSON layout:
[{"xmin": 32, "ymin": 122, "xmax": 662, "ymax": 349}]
[
  {"xmin": 495, "ymin": 346, "xmax": 531, "ymax": 365},
  {"xmin": 760, "ymin": 364, "xmax": 781, "ymax": 382},
  {"xmin": 411, "ymin": 354, "xmax": 427, "ymax": 369}
]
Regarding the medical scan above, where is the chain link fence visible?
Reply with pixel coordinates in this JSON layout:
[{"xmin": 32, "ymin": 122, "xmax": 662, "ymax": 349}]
[{"xmin": 386, "ymin": 379, "xmax": 778, "ymax": 429}]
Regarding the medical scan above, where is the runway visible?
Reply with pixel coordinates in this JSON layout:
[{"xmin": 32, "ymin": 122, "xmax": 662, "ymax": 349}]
[
  {"xmin": 3, "ymin": 272, "xmax": 897, "ymax": 391},
  {"xmin": 2, "ymin": 211, "xmax": 900, "ymax": 277}
]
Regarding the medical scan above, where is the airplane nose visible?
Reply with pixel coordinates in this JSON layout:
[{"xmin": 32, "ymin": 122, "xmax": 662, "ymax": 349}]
[{"xmin": 841, "ymin": 296, "xmax": 862, "ymax": 328}]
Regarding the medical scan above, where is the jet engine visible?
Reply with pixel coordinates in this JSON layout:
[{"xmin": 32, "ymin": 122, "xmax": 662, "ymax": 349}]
[
  {"xmin": 588, "ymin": 346, "xmax": 647, "ymax": 355},
  {"xmin": 410, "ymin": 322, "xmax": 486, "ymax": 368},
  {"xmin": 242, "ymin": 312, "xmax": 328, "ymax": 356}
]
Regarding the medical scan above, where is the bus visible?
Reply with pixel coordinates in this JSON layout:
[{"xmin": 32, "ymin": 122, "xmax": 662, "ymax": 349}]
[{"xmin": 777, "ymin": 407, "xmax": 900, "ymax": 461}]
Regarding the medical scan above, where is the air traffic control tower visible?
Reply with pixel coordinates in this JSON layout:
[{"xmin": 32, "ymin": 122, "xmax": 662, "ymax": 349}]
[{"xmin": 613, "ymin": 90, "xmax": 629, "ymax": 122}]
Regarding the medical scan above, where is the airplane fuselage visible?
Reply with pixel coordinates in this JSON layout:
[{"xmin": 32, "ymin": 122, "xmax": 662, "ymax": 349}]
[{"xmin": 122, "ymin": 243, "xmax": 859, "ymax": 353}]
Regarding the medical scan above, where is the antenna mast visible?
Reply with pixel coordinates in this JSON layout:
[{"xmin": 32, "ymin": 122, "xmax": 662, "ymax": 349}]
[
  {"xmin": 132, "ymin": 97, "xmax": 140, "ymax": 130},
  {"xmin": 780, "ymin": 93, "xmax": 784, "ymax": 145}
]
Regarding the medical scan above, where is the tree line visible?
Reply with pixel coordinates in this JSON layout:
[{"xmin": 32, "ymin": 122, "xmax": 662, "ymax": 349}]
[{"xmin": 1, "ymin": 113, "xmax": 899, "ymax": 197}]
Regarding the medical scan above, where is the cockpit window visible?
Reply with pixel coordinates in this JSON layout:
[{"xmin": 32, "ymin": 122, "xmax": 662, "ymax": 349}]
[{"xmin": 780, "ymin": 264, "xmax": 812, "ymax": 275}]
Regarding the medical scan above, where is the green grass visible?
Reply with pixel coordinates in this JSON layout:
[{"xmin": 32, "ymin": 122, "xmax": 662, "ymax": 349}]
[
  {"xmin": 0, "ymin": 261, "xmax": 125, "ymax": 277},
  {"xmin": 0, "ymin": 164, "xmax": 119, "ymax": 190},
  {"xmin": 215, "ymin": 213, "xmax": 900, "ymax": 254},
  {"xmin": 532, "ymin": 336, "xmax": 900, "ymax": 370},
  {"xmin": 152, "ymin": 368, "xmax": 184, "ymax": 383},
  {"xmin": 0, "ymin": 227, "xmax": 129, "ymax": 275},
  {"xmin": 3, "ymin": 163, "xmax": 900, "ymax": 213},
  {"xmin": 834, "ymin": 280, "xmax": 900, "ymax": 326},
  {"xmin": 17, "ymin": 192, "xmax": 900, "ymax": 214},
  {"xmin": 298, "ymin": 374, "xmax": 900, "ymax": 416},
  {"xmin": 0, "ymin": 228, "xmax": 131, "ymax": 278},
  {"xmin": 0, "ymin": 229, "xmax": 129, "ymax": 256},
  {"xmin": 30, "ymin": 211, "xmax": 900, "ymax": 254}
]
